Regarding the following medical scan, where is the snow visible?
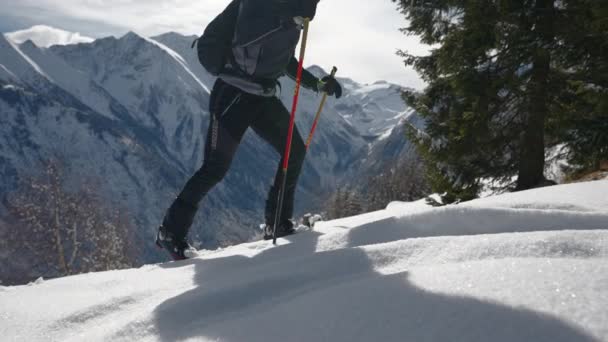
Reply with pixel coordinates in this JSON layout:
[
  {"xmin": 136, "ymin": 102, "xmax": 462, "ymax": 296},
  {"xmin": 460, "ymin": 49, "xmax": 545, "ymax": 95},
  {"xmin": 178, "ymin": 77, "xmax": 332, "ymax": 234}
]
[
  {"xmin": 377, "ymin": 124, "xmax": 396, "ymax": 141},
  {"xmin": 0, "ymin": 64, "xmax": 19, "ymax": 82},
  {"xmin": 351, "ymin": 81, "xmax": 392, "ymax": 95},
  {"xmin": 330, "ymin": 76, "xmax": 413, "ymax": 137},
  {"xmin": 0, "ymin": 34, "xmax": 51, "ymax": 81},
  {"xmin": 1, "ymin": 181, "xmax": 607, "ymax": 341},
  {"xmin": 16, "ymin": 40, "xmax": 119, "ymax": 119},
  {"xmin": 142, "ymin": 34, "xmax": 211, "ymax": 94},
  {"xmin": 545, "ymin": 144, "xmax": 570, "ymax": 183},
  {"xmin": 5, "ymin": 25, "xmax": 94, "ymax": 47}
]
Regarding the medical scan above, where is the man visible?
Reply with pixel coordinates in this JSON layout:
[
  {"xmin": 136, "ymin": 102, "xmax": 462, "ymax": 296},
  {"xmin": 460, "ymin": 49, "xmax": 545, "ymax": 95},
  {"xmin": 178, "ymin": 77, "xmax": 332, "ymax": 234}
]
[{"xmin": 156, "ymin": 0, "xmax": 342, "ymax": 260}]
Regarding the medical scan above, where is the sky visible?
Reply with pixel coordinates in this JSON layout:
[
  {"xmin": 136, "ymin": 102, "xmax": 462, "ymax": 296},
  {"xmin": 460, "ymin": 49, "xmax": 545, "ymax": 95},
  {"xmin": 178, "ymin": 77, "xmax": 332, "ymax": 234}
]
[{"xmin": 0, "ymin": 0, "xmax": 430, "ymax": 89}]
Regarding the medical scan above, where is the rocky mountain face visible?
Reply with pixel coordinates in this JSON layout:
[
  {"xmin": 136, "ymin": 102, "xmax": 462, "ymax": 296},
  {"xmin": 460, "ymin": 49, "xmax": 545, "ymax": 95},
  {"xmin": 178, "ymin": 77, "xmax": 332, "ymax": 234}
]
[{"xmin": 0, "ymin": 30, "xmax": 420, "ymax": 260}]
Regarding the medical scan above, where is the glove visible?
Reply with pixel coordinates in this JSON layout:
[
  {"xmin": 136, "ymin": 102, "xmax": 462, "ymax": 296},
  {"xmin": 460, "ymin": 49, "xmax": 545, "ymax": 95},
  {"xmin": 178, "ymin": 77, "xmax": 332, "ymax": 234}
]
[{"xmin": 318, "ymin": 76, "xmax": 342, "ymax": 99}]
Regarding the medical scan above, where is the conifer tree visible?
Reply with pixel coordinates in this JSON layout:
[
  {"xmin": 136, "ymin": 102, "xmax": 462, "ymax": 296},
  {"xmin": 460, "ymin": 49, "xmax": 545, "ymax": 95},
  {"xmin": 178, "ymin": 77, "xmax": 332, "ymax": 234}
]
[
  {"xmin": 344, "ymin": 190, "xmax": 363, "ymax": 217},
  {"xmin": 394, "ymin": 0, "xmax": 606, "ymax": 202},
  {"xmin": 549, "ymin": 1, "xmax": 608, "ymax": 173}
]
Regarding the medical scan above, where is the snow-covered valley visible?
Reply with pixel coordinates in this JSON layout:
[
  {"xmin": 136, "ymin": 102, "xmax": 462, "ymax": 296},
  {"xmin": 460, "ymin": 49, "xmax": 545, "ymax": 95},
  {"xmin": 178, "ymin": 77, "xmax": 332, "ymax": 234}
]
[{"xmin": 1, "ymin": 181, "xmax": 607, "ymax": 341}]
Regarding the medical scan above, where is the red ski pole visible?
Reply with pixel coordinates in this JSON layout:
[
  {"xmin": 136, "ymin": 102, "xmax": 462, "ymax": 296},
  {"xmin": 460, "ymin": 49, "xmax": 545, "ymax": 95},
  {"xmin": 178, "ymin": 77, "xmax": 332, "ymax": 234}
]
[
  {"xmin": 305, "ymin": 66, "xmax": 338, "ymax": 150},
  {"xmin": 273, "ymin": 18, "xmax": 311, "ymax": 244}
]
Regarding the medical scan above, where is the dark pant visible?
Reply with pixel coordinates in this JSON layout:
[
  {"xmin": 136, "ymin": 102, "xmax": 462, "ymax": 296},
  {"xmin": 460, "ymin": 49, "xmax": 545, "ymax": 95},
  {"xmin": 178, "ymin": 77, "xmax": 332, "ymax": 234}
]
[{"xmin": 162, "ymin": 79, "xmax": 306, "ymax": 240}]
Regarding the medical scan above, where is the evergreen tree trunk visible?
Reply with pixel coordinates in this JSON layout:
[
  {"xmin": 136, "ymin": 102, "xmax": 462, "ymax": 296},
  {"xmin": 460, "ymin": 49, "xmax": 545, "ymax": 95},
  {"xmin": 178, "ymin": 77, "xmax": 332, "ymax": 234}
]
[
  {"xmin": 516, "ymin": 0, "xmax": 554, "ymax": 190},
  {"xmin": 517, "ymin": 50, "xmax": 549, "ymax": 189}
]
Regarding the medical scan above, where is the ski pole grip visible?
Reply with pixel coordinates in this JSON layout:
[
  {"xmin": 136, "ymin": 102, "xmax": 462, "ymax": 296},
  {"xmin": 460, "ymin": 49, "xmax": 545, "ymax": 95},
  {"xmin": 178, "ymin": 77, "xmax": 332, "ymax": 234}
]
[{"xmin": 330, "ymin": 66, "xmax": 338, "ymax": 77}]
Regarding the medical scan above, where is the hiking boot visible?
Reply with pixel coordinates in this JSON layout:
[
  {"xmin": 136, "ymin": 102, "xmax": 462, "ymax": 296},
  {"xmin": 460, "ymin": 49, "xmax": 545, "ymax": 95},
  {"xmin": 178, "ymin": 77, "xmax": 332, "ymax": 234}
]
[
  {"xmin": 155, "ymin": 225, "xmax": 197, "ymax": 261},
  {"xmin": 263, "ymin": 220, "xmax": 296, "ymax": 240}
]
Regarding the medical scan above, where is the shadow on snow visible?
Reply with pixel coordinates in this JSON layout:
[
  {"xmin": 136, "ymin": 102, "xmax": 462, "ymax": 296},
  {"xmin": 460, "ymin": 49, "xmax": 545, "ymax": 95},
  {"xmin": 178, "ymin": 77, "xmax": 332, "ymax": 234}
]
[{"xmin": 137, "ymin": 229, "xmax": 597, "ymax": 342}]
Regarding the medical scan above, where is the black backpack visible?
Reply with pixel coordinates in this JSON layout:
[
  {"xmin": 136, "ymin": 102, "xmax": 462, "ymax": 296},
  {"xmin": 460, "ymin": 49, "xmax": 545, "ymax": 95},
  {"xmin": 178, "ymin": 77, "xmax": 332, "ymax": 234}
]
[{"xmin": 192, "ymin": 0, "xmax": 241, "ymax": 76}]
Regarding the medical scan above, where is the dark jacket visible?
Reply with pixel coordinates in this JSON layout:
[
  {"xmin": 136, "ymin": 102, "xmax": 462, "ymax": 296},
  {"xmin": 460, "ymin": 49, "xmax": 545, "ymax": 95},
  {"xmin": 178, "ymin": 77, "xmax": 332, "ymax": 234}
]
[{"xmin": 220, "ymin": 0, "xmax": 318, "ymax": 96}]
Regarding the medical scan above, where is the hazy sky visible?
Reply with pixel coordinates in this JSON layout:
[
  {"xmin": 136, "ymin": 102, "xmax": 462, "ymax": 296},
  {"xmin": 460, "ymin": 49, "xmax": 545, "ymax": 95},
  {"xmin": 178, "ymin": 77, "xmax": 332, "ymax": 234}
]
[{"xmin": 0, "ymin": 0, "xmax": 430, "ymax": 89}]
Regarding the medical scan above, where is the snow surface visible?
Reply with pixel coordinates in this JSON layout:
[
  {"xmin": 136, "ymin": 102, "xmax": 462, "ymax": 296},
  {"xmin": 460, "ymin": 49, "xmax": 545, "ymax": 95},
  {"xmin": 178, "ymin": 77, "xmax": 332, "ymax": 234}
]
[
  {"xmin": 0, "ymin": 34, "xmax": 51, "ymax": 81},
  {"xmin": 1, "ymin": 181, "xmax": 607, "ymax": 341},
  {"xmin": 142, "ymin": 34, "xmax": 211, "ymax": 94}
]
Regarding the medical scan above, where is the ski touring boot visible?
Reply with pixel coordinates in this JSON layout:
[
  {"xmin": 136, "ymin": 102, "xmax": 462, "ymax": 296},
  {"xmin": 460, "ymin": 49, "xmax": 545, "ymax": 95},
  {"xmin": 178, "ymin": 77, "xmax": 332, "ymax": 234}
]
[
  {"xmin": 262, "ymin": 219, "xmax": 297, "ymax": 241},
  {"xmin": 301, "ymin": 213, "xmax": 323, "ymax": 229},
  {"xmin": 155, "ymin": 225, "xmax": 198, "ymax": 261}
]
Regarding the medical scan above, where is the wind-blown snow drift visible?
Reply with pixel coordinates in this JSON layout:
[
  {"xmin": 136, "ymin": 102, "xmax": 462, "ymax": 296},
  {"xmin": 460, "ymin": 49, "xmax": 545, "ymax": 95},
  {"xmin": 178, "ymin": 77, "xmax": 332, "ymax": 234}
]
[
  {"xmin": 1, "ymin": 181, "xmax": 607, "ymax": 341},
  {"xmin": 5, "ymin": 25, "xmax": 94, "ymax": 47}
]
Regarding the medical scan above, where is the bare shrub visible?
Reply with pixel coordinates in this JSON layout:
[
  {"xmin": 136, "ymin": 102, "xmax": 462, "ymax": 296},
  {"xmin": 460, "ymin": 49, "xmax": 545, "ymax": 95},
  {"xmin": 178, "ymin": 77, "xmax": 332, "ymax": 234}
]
[{"xmin": 1, "ymin": 160, "xmax": 139, "ymax": 285}]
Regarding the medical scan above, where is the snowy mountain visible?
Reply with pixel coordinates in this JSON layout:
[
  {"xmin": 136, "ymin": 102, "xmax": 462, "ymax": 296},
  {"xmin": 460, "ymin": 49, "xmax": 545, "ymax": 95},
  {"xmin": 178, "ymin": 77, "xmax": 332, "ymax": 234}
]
[
  {"xmin": 0, "ymin": 29, "xmax": 419, "ymax": 258},
  {"xmin": 1, "ymin": 181, "xmax": 606, "ymax": 341},
  {"xmin": 4, "ymin": 25, "xmax": 94, "ymax": 48}
]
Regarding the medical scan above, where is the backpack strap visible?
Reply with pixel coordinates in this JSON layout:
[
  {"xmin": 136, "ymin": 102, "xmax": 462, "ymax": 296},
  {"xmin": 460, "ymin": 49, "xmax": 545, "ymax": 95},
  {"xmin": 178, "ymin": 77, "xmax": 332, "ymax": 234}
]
[{"xmin": 191, "ymin": 38, "xmax": 199, "ymax": 49}]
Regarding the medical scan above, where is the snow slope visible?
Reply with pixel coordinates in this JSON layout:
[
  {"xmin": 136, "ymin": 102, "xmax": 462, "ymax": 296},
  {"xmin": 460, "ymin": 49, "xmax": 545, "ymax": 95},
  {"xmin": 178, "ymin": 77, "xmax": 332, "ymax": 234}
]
[{"xmin": 2, "ymin": 181, "xmax": 607, "ymax": 341}]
